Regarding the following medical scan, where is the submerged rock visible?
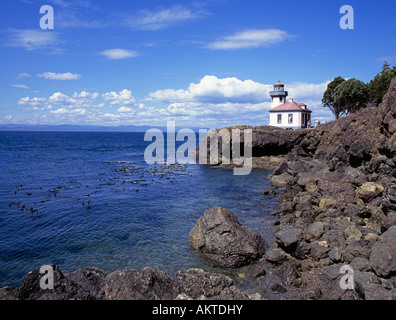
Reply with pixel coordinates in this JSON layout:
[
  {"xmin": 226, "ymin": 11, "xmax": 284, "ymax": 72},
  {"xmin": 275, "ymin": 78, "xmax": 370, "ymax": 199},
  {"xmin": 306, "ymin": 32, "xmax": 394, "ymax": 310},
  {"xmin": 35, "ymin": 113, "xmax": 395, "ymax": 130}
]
[{"xmin": 189, "ymin": 207, "xmax": 268, "ymax": 268}]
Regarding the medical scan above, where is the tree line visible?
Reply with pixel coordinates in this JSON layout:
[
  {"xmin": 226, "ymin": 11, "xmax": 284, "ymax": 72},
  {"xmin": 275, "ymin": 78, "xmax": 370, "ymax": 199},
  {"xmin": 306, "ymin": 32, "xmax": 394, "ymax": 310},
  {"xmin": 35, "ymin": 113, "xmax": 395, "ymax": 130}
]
[{"xmin": 322, "ymin": 62, "xmax": 396, "ymax": 120}]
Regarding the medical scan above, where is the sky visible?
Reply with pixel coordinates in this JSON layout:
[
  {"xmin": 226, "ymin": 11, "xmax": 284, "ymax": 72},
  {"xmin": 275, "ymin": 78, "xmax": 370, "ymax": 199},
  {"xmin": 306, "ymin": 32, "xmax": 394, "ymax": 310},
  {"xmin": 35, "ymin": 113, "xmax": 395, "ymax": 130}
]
[{"xmin": 0, "ymin": 0, "xmax": 395, "ymax": 129}]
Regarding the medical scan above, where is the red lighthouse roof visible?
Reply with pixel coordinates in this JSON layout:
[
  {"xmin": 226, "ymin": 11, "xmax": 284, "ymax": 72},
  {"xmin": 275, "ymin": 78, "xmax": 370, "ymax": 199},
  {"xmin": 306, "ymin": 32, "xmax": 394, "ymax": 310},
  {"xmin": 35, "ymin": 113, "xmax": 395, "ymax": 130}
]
[
  {"xmin": 269, "ymin": 100, "xmax": 312, "ymax": 112},
  {"xmin": 274, "ymin": 80, "xmax": 284, "ymax": 87}
]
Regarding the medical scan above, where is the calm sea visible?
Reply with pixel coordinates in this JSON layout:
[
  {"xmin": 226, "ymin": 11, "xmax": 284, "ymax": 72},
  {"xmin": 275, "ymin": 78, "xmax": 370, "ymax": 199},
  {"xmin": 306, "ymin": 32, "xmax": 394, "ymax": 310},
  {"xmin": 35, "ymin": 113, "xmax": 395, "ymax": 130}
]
[{"xmin": 0, "ymin": 131, "xmax": 277, "ymax": 287}]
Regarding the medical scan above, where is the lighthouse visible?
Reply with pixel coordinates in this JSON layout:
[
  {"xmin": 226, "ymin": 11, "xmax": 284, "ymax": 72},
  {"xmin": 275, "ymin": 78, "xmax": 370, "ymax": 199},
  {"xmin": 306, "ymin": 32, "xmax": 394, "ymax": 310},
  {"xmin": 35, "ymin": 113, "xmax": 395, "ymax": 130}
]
[
  {"xmin": 270, "ymin": 80, "xmax": 288, "ymax": 109},
  {"xmin": 268, "ymin": 80, "xmax": 312, "ymax": 129}
]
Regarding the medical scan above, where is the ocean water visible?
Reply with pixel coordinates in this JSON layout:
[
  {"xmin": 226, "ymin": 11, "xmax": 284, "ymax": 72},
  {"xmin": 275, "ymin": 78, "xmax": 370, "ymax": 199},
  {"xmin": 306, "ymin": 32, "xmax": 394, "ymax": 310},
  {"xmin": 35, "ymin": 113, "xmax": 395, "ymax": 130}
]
[{"xmin": 0, "ymin": 131, "xmax": 278, "ymax": 287}]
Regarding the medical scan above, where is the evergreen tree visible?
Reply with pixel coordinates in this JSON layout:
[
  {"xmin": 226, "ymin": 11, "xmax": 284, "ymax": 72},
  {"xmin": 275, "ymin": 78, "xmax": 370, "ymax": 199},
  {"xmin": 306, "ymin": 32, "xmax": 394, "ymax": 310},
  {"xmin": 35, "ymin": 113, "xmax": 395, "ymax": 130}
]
[
  {"xmin": 333, "ymin": 78, "xmax": 369, "ymax": 115},
  {"xmin": 368, "ymin": 61, "xmax": 396, "ymax": 104},
  {"xmin": 322, "ymin": 76, "xmax": 346, "ymax": 119}
]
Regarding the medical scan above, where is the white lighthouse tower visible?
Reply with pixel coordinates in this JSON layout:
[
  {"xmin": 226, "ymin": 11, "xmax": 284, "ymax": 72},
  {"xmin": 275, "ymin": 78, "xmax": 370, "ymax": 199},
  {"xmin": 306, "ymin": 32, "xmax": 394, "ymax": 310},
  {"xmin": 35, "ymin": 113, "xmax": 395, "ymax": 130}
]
[{"xmin": 270, "ymin": 80, "xmax": 288, "ymax": 109}]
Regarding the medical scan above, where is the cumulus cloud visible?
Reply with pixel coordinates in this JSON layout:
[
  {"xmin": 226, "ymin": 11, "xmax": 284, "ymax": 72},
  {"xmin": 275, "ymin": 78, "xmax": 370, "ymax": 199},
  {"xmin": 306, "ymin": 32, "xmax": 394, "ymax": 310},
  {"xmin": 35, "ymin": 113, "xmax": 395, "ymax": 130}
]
[
  {"xmin": 102, "ymin": 89, "xmax": 136, "ymax": 106},
  {"xmin": 100, "ymin": 49, "xmax": 139, "ymax": 60},
  {"xmin": 147, "ymin": 75, "xmax": 334, "ymax": 126},
  {"xmin": 148, "ymin": 75, "xmax": 272, "ymax": 104},
  {"xmin": 13, "ymin": 77, "xmax": 334, "ymax": 127},
  {"xmin": 38, "ymin": 72, "xmax": 81, "ymax": 80},
  {"xmin": 117, "ymin": 106, "xmax": 134, "ymax": 113},
  {"xmin": 206, "ymin": 29, "xmax": 292, "ymax": 50}
]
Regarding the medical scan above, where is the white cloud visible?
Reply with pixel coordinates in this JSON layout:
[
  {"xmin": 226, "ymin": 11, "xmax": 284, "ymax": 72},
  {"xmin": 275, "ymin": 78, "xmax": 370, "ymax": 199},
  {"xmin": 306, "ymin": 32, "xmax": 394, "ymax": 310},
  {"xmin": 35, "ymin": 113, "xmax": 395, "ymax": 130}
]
[
  {"xmin": 149, "ymin": 75, "xmax": 272, "ymax": 104},
  {"xmin": 287, "ymin": 81, "xmax": 330, "ymax": 100},
  {"xmin": 117, "ymin": 106, "xmax": 134, "ymax": 113},
  {"xmin": 38, "ymin": 72, "xmax": 81, "ymax": 80},
  {"xmin": 100, "ymin": 49, "xmax": 138, "ymax": 60},
  {"xmin": 8, "ymin": 84, "xmax": 38, "ymax": 92},
  {"xmin": 50, "ymin": 108, "xmax": 68, "ymax": 114},
  {"xmin": 206, "ymin": 29, "xmax": 292, "ymax": 50},
  {"xmin": 12, "ymin": 79, "xmax": 334, "ymax": 127},
  {"xmin": 7, "ymin": 29, "xmax": 60, "ymax": 51},
  {"xmin": 16, "ymin": 73, "xmax": 31, "ymax": 79},
  {"xmin": 125, "ymin": 5, "xmax": 204, "ymax": 30},
  {"xmin": 147, "ymin": 75, "xmax": 334, "ymax": 126},
  {"xmin": 102, "ymin": 89, "xmax": 136, "ymax": 106},
  {"xmin": 18, "ymin": 96, "xmax": 47, "ymax": 106}
]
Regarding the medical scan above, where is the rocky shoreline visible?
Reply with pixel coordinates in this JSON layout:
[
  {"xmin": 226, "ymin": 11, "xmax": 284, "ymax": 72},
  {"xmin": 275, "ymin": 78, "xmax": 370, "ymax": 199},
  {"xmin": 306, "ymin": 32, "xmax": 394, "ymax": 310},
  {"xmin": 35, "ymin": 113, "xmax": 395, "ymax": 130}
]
[
  {"xmin": 197, "ymin": 79, "xmax": 396, "ymax": 300},
  {"xmin": 1, "ymin": 80, "xmax": 396, "ymax": 300}
]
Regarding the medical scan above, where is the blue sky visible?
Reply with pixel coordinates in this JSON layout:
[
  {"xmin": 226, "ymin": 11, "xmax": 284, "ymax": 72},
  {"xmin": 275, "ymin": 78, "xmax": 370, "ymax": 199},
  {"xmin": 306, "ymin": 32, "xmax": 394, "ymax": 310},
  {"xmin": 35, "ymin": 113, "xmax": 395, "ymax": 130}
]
[{"xmin": 1, "ymin": 0, "xmax": 395, "ymax": 128}]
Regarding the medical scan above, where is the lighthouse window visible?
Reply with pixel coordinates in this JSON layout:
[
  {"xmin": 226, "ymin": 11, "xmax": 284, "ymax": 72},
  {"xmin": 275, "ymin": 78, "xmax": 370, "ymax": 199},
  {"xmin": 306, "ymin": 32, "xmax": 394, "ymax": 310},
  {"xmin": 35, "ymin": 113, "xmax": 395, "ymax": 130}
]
[
  {"xmin": 288, "ymin": 114, "xmax": 293, "ymax": 124},
  {"xmin": 277, "ymin": 114, "xmax": 282, "ymax": 124}
]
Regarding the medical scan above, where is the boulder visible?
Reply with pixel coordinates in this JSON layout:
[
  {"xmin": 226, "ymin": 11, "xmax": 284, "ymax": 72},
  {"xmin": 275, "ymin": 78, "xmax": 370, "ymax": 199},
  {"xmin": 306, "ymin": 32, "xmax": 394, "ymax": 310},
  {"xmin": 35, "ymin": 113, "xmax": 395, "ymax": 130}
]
[
  {"xmin": 275, "ymin": 227, "xmax": 304, "ymax": 252},
  {"xmin": 18, "ymin": 264, "xmax": 94, "ymax": 300},
  {"xmin": 0, "ymin": 287, "xmax": 19, "ymax": 300},
  {"xmin": 306, "ymin": 221, "xmax": 325, "ymax": 240},
  {"xmin": 172, "ymin": 268, "xmax": 249, "ymax": 300},
  {"xmin": 382, "ymin": 180, "xmax": 396, "ymax": 213},
  {"xmin": 264, "ymin": 248, "xmax": 287, "ymax": 265},
  {"xmin": 103, "ymin": 267, "xmax": 174, "ymax": 300},
  {"xmin": 189, "ymin": 207, "xmax": 268, "ymax": 267},
  {"xmin": 369, "ymin": 226, "xmax": 396, "ymax": 278},
  {"xmin": 65, "ymin": 267, "xmax": 107, "ymax": 300},
  {"xmin": 354, "ymin": 272, "xmax": 392, "ymax": 300}
]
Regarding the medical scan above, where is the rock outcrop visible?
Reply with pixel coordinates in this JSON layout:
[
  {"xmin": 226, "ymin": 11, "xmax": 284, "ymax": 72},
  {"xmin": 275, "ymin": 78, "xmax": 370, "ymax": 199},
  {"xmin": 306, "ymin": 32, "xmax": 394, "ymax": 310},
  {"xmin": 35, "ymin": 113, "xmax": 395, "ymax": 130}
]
[
  {"xmin": 0, "ymin": 265, "xmax": 255, "ymax": 300},
  {"xmin": 189, "ymin": 207, "xmax": 268, "ymax": 267},
  {"xmin": 194, "ymin": 78, "xmax": 396, "ymax": 300}
]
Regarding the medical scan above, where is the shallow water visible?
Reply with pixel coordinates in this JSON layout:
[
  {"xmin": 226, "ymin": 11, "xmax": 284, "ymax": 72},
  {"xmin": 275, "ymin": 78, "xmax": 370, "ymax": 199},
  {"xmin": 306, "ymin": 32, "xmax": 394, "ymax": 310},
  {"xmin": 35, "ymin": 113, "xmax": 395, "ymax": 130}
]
[{"xmin": 0, "ymin": 131, "xmax": 278, "ymax": 287}]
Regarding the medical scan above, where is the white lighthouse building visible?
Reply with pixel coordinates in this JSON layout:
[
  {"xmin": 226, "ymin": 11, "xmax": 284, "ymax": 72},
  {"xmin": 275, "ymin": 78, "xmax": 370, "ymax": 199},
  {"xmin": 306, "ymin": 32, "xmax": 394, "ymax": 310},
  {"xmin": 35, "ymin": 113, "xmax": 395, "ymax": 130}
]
[{"xmin": 269, "ymin": 81, "xmax": 312, "ymax": 129}]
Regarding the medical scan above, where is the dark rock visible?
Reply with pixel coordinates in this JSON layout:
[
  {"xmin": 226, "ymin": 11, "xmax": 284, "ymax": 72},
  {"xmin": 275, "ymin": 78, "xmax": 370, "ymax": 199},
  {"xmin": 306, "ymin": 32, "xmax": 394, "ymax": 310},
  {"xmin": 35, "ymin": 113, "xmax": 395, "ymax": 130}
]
[
  {"xmin": 189, "ymin": 207, "xmax": 268, "ymax": 267},
  {"xmin": 103, "ymin": 267, "xmax": 174, "ymax": 300},
  {"xmin": 382, "ymin": 216, "xmax": 396, "ymax": 232},
  {"xmin": 328, "ymin": 247, "xmax": 342, "ymax": 262},
  {"xmin": 306, "ymin": 221, "xmax": 325, "ymax": 240},
  {"xmin": 343, "ymin": 240, "xmax": 373, "ymax": 263},
  {"xmin": 272, "ymin": 161, "xmax": 289, "ymax": 176},
  {"xmin": 369, "ymin": 226, "xmax": 396, "ymax": 278},
  {"xmin": 350, "ymin": 257, "xmax": 372, "ymax": 272},
  {"xmin": 65, "ymin": 267, "xmax": 107, "ymax": 300},
  {"xmin": 309, "ymin": 242, "xmax": 330, "ymax": 260},
  {"xmin": 19, "ymin": 264, "xmax": 94, "ymax": 300},
  {"xmin": 278, "ymin": 261, "xmax": 301, "ymax": 285},
  {"xmin": 354, "ymin": 271, "xmax": 392, "ymax": 300},
  {"xmin": 382, "ymin": 180, "xmax": 396, "ymax": 213},
  {"xmin": 275, "ymin": 227, "xmax": 303, "ymax": 252},
  {"xmin": 270, "ymin": 172, "xmax": 295, "ymax": 188},
  {"xmin": 293, "ymin": 240, "xmax": 311, "ymax": 260},
  {"xmin": 344, "ymin": 203, "xmax": 371, "ymax": 219},
  {"xmin": 172, "ymin": 268, "xmax": 249, "ymax": 300},
  {"xmin": 271, "ymin": 283, "xmax": 287, "ymax": 293},
  {"xmin": 264, "ymin": 248, "xmax": 287, "ymax": 264},
  {"xmin": 0, "ymin": 287, "xmax": 19, "ymax": 300}
]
